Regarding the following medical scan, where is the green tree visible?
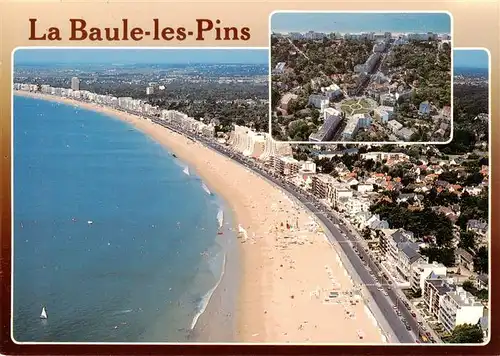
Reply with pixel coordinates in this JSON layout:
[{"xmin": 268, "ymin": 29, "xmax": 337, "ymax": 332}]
[
  {"xmin": 474, "ymin": 246, "xmax": 488, "ymax": 274},
  {"xmin": 458, "ymin": 231, "xmax": 476, "ymax": 252},
  {"xmin": 448, "ymin": 324, "xmax": 484, "ymax": 344}
]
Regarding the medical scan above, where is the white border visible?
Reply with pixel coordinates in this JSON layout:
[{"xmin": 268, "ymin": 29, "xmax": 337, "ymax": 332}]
[
  {"xmin": 267, "ymin": 10, "xmax": 455, "ymax": 145},
  {"xmin": 10, "ymin": 46, "xmax": 491, "ymax": 346}
]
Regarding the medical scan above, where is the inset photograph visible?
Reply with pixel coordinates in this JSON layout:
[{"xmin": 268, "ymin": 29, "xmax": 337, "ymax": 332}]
[{"xmin": 270, "ymin": 12, "xmax": 453, "ymax": 143}]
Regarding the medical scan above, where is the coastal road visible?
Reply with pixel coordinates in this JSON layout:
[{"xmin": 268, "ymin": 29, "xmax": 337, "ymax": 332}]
[
  {"xmin": 150, "ymin": 119, "xmax": 417, "ymax": 343},
  {"xmin": 329, "ymin": 212, "xmax": 430, "ymax": 342},
  {"xmin": 268, "ymin": 183, "xmax": 417, "ymax": 343},
  {"xmin": 203, "ymin": 149, "xmax": 416, "ymax": 343}
]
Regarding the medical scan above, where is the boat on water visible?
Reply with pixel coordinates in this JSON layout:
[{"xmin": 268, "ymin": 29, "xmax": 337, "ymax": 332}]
[
  {"xmin": 40, "ymin": 307, "xmax": 47, "ymax": 319},
  {"xmin": 172, "ymin": 153, "xmax": 177, "ymax": 158},
  {"xmin": 202, "ymin": 183, "xmax": 212, "ymax": 195},
  {"xmin": 183, "ymin": 167, "xmax": 190, "ymax": 176},
  {"xmin": 217, "ymin": 210, "xmax": 224, "ymax": 229}
]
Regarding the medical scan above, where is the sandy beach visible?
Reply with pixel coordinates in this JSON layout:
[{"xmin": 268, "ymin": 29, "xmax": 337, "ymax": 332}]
[{"xmin": 15, "ymin": 91, "xmax": 385, "ymax": 344}]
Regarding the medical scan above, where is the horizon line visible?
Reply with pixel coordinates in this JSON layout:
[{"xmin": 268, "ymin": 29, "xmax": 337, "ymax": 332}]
[{"xmin": 14, "ymin": 61, "xmax": 269, "ymax": 66}]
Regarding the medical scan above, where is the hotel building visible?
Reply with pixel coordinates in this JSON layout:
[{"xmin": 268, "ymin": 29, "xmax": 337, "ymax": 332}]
[
  {"xmin": 439, "ymin": 287, "xmax": 485, "ymax": 334},
  {"xmin": 71, "ymin": 77, "xmax": 80, "ymax": 91}
]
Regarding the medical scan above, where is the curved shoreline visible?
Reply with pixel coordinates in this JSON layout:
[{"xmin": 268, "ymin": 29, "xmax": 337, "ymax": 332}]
[{"xmin": 14, "ymin": 91, "xmax": 385, "ymax": 344}]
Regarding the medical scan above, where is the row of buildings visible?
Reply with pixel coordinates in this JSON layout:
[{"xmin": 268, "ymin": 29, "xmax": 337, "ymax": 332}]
[
  {"xmin": 14, "ymin": 83, "xmax": 217, "ymax": 138},
  {"xmin": 378, "ymin": 227, "xmax": 486, "ymax": 336},
  {"xmin": 274, "ymin": 31, "xmax": 449, "ymax": 42}
]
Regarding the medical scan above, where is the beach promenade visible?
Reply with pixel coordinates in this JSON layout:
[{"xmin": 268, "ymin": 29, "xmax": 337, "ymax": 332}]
[{"xmin": 15, "ymin": 91, "xmax": 392, "ymax": 343}]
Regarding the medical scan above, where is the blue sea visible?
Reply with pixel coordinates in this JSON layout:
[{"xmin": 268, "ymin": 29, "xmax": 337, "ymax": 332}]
[
  {"xmin": 13, "ymin": 95, "xmax": 235, "ymax": 342},
  {"xmin": 271, "ymin": 12, "xmax": 451, "ymax": 34}
]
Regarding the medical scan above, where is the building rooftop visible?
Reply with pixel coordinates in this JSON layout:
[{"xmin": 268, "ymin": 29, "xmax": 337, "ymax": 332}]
[
  {"xmin": 398, "ymin": 127, "xmax": 415, "ymax": 139},
  {"xmin": 477, "ymin": 274, "xmax": 489, "ymax": 284},
  {"xmin": 279, "ymin": 156, "xmax": 299, "ymax": 164},
  {"xmin": 456, "ymin": 248, "xmax": 474, "ymax": 262},
  {"xmin": 448, "ymin": 287, "xmax": 484, "ymax": 307},
  {"xmin": 400, "ymin": 242, "xmax": 421, "ymax": 263},
  {"xmin": 467, "ymin": 219, "xmax": 488, "ymax": 231},
  {"xmin": 314, "ymin": 173, "xmax": 337, "ymax": 184},
  {"xmin": 387, "ymin": 120, "xmax": 403, "ymax": 130},
  {"xmin": 391, "ymin": 229, "xmax": 409, "ymax": 244},
  {"xmin": 427, "ymin": 278, "xmax": 455, "ymax": 295}
]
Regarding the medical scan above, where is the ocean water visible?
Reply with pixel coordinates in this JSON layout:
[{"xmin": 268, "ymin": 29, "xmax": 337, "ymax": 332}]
[
  {"xmin": 13, "ymin": 95, "xmax": 234, "ymax": 342},
  {"xmin": 271, "ymin": 12, "xmax": 451, "ymax": 34}
]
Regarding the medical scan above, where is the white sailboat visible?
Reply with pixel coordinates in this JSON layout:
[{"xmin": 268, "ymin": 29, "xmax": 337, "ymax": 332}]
[
  {"xmin": 202, "ymin": 183, "xmax": 211, "ymax": 195},
  {"xmin": 40, "ymin": 307, "xmax": 47, "ymax": 319},
  {"xmin": 183, "ymin": 167, "xmax": 190, "ymax": 176},
  {"xmin": 217, "ymin": 209, "xmax": 224, "ymax": 229}
]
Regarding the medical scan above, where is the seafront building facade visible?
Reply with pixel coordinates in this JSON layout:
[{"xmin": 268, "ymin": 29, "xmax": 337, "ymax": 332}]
[{"xmin": 438, "ymin": 287, "xmax": 485, "ymax": 334}]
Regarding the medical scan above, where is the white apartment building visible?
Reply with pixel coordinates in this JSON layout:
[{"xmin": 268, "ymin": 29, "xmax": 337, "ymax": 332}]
[
  {"xmin": 373, "ymin": 42, "xmax": 386, "ymax": 52},
  {"xmin": 274, "ymin": 156, "xmax": 300, "ymax": 176},
  {"xmin": 146, "ymin": 86, "xmax": 154, "ymax": 95},
  {"xmin": 343, "ymin": 196, "xmax": 370, "ymax": 216},
  {"xmin": 341, "ymin": 113, "xmax": 372, "ymax": 140},
  {"xmin": 357, "ymin": 183, "xmax": 374, "ymax": 193},
  {"xmin": 424, "ymin": 277, "xmax": 455, "ymax": 319},
  {"xmin": 387, "ymin": 120, "xmax": 403, "ymax": 133},
  {"xmin": 380, "ymin": 93, "xmax": 397, "ymax": 106},
  {"xmin": 311, "ymin": 174, "xmax": 337, "ymax": 201},
  {"xmin": 308, "ymin": 94, "xmax": 329, "ymax": 109},
  {"xmin": 396, "ymin": 242, "xmax": 423, "ymax": 281},
  {"xmin": 260, "ymin": 134, "xmax": 293, "ymax": 161},
  {"xmin": 321, "ymin": 84, "xmax": 342, "ymax": 99},
  {"xmin": 71, "ymin": 77, "xmax": 80, "ymax": 91},
  {"xmin": 375, "ymin": 106, "xmax": 394, "ymax": 123},
  {"xmin": 407, "ymin": 32, "xmax": 437, "ymax": 41},
  {"xmin": 379, "ymin": 229, "xmax": 415, "ymax": 263},
  {"xmin": 242, "ymin": 133, "xmax": 266, "ymax": 158},
  {"xmin": 309, "ymin": 108, "xmax": 342, "ymax": 142},
  {"xmin": 411, "ymin": 262, "xmax": 447, "ymax": 293},
  {"xmin": 229, "ymin": 125, "xmax": 293, "ymax": 162},
  {"xmin": 360, "ymin": 151, "xmax": 410, "ymax": 162},
  {"xmin": 439, "ymin": 287, "xmax": 485, "ymax": 334},
  {"xmin": 299, "ymin": 161, "xmax": 317, "ymax": 174},
  {"xmin": 331, "ymin": 183, "xmax": 353, "ymax": 208}
]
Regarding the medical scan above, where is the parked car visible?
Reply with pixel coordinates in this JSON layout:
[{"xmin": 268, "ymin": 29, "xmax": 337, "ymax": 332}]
[
  {"xmin": 406, "ymin": 325, "xmax": 412, "ymax": 331},
  {"xmin": 411, "ymin": 312, "xmax": 417, "ymax": 317}
]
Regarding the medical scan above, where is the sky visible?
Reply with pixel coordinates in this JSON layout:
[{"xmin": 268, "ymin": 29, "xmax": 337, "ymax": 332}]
[
  {"xmin": 271, "ymin": 12, "xmax": 451, "ymax": 34},
  {"xmin": 14, "ymin": 48, "xmax": 268, "ymax": 65},
  {"xmin": 453, "ymin": 49, "xmax": 489, "ymax": 69}
]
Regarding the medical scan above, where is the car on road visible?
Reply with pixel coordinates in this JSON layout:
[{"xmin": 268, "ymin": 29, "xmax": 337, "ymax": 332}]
[
  {"xmin": 383, "ymin": 291, "xmax": 389, "ymax": 296},
  {"xmin": 406, "ymin": 325, "xmax": 412, "ymax": 331},
  {"xmin": 393, "ymin": 305, "xmax": 398, "ymax": 310}
]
